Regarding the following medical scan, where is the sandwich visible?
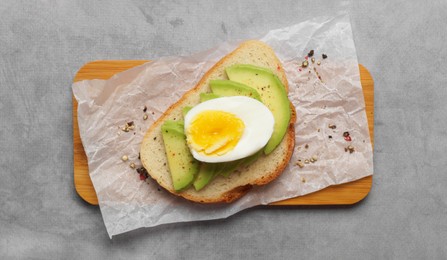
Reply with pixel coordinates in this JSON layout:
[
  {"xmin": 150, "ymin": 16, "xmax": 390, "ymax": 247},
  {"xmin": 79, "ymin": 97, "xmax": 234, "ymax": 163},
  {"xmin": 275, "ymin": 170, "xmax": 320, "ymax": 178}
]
[{"xmin": 140, "ymin": 40, "xmax": 296, "ymax": 203}]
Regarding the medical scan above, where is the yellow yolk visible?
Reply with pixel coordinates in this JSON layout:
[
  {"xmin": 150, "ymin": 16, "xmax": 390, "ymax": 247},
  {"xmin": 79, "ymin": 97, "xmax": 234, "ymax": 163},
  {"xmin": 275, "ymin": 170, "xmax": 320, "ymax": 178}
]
[{"xmin": 186, "ymin": 110, "xmax": 245, "ymax": 156}]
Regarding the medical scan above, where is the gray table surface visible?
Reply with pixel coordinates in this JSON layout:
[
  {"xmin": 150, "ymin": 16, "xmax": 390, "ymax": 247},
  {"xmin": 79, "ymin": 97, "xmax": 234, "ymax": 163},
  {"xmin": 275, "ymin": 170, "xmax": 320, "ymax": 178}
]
[{"xmin": 1, "ymin": 0, "xmax": 447, "ymax": 259}]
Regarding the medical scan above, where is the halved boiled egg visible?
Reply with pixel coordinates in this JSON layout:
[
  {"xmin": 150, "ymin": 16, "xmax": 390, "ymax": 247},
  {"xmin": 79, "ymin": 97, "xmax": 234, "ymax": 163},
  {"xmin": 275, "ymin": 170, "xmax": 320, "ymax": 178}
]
[{"xmin": 184, "ymin": 96, "xmax": 274, "ymax": 163}]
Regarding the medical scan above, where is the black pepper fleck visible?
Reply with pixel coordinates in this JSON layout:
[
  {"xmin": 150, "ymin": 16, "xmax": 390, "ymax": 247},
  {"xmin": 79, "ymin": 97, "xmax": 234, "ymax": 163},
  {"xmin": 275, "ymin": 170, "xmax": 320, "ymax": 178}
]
[{"xmin": 308, "ymin": 50, "xmax": 314, "ymax": 57}]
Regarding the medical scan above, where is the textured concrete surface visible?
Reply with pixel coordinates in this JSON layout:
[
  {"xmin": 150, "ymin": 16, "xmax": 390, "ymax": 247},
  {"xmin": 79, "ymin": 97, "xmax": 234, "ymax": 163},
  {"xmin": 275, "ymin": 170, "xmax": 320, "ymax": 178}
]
[{"xmin": 1, "ymin": 0, "xmax": 446, "ymax": 259}]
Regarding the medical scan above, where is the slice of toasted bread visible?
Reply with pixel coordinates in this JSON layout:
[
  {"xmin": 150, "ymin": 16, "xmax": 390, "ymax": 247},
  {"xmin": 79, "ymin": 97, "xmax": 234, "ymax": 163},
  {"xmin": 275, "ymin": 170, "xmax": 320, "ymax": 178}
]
[{"xmin": 140, "ymin": 40, "xmax": 296, "ymax": 203}]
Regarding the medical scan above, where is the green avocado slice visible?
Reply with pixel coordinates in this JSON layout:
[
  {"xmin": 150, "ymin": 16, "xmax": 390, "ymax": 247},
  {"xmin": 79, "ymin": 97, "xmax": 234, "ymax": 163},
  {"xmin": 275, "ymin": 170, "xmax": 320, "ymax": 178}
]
[
  {"xmin": 161, "ymin": 120, "xmax": 199, "ymax": 191},
  {"xmin": 219, "ymin": 149, "xmax": 263, "ymax": 177},
  {"xmin": 193, "ymin": 163, "xmax": 218, "ymax": 191},
  {"xmin": 182, "ymin": 106, "xmax": 192, "ymax": 118},
  {"xmin": 200, "ymin": 93, "xmax": 221, "ymax": 102},
  {"xmin": 225, "ymin": 64, "xmax": 291, "ymax": 154},
  {"xmin": 209, "ymin": 80, "xmax": 262, "ymax": 101}
]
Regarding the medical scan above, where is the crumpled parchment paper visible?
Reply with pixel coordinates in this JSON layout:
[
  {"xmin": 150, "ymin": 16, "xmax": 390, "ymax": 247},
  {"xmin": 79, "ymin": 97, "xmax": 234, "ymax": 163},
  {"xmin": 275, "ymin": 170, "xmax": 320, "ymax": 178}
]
[{"xmin": 72, "ymin": 14, "xmax": 373, "ymax": 238}]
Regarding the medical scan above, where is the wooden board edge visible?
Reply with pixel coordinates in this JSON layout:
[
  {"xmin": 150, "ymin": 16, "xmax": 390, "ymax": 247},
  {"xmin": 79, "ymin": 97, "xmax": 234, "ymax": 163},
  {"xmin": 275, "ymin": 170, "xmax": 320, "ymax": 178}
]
[{"xmin": 270, "ymin": 175, "xmax": 372, "ymax": 206}]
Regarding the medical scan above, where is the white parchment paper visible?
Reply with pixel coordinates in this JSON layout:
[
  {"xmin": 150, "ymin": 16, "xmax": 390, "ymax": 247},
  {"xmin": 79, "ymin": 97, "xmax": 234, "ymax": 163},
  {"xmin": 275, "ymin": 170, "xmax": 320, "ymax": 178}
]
[{"xmin": 72, "ymin": 15, "xmax": 373, "ymax": 238}]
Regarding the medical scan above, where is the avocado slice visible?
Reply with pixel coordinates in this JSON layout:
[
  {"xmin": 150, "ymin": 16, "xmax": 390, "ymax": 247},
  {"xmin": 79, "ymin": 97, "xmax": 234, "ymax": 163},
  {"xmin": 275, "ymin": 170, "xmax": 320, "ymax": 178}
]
[
  {"xmin": 219, "ymin": 149, "xmax": 263, "ymax": 177},
  {"xmin": 209, "ymin": 80, "xmax": 262, "ymax": 101},
  {"xmin": 161, "ymin": 120, "xmax": 199, "ymax": 191},
  {"xmin": 217, "ymin": 160, "xmax": 242, "ymax": 177},
  {"xmin": 200, "ymin": 93, "xmax": 221, "ymax": 102},
  {"xmin": 241, "ymin": 149, "xmax": 263, "ymax": 166},
  {"xmin": 193, "ymin": 163, "xmax": 218, "ymax": 191},
  {"xmin": 192, "ymin": 148, "xmax": 264, "ymax": 189},
  {"xmin": 182, "ymin": 106, "xmax": 192, "ymax": 118},
  {"xmin": 225, "ymin": 64, "xmax": 291, "ymax": 154}
]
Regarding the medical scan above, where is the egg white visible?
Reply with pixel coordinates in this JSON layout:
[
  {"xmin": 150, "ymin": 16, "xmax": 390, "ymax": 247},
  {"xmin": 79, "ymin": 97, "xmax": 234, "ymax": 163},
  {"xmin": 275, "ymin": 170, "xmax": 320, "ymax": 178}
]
[{"xmin": 184, "ymin": 96, "xmax": 274, "ymax": 163}]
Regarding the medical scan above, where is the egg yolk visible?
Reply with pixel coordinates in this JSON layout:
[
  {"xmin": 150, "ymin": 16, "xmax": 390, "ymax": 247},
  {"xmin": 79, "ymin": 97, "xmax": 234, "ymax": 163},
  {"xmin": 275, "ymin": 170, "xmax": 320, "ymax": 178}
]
[{"xmin": 187, "ymin": 110, "xmax": 245, "ymax": 156}]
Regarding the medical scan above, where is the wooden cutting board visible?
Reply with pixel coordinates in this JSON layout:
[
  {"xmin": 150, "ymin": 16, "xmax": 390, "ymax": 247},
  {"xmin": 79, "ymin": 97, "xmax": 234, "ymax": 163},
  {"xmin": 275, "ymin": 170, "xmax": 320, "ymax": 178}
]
[{"xmin": 73, "ymin": 61, "xmax": 374, "ymax": 206}]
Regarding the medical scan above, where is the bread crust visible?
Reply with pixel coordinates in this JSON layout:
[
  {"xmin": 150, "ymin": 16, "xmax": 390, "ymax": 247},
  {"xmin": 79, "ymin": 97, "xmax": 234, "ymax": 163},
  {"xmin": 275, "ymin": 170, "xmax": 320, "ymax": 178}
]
[{"xmin": 140, "ymin": 40, "xmax": 296, "ymax": 203}]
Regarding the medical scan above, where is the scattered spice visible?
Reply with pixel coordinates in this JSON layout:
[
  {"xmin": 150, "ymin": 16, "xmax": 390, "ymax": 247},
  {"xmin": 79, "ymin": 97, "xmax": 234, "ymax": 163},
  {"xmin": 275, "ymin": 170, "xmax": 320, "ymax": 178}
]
[
  {"xmin": 143, "ymin": 114, "xmax": 148, "ymax": 120},
  {"xmin": 322, "ymin": 54, "xmax": 328, "ymax": 59},
  {"xmin": 328, "ymin": 135, "xmax": 333, "ymax": 139},
  {"xmin": 309, "ymin": 155, "xmax": 318, "ymax": 163},
  {"xmin": 301, "ymin": 177, "xmax": 306, "ymax": 183},
  {"xmin": 311, "ymin": 57, "xmax": 315, "ymax": 63},
  {"xmin": 136, "ymin": 167, "xmax": 149, "ymax": 180},
  {"xmin": 317, "ymin": 128, "xmax": 320, "ymax": 132},
  {"xmin": 345, "ymin": 145, "xmax": 355, "ymax": 153},
  {"xmin": 304, "ymin": 159, "xmax": 310, "ymax": 164},
  {"xmin": 296, "ymin": 161, "xmax": 305, "ymax": 168},
  {"xmin": 305, "ymin": 144, "xmax": 309, "ymax": 149},
  {"xmin": 302, "ymin": 60, "xmax": 309, "ymax": 68},
  {"xmin": 343, "ymin": 131, "xmax": 352, "ymax": 141},
  {"xmin": 308, "ymin": 50, "xmax": 314, "ymax": 57},
  {"xmin": 129, "ymin": 163, "xmax": 136, "ymax": 169},
  {"xmin": 317, "ymin": 61, "xmax": 321, "ymax": 66},
  {"xmin": 328, "ymin": 124, "xmax": 336, "ymax": 129},
  {"xmin": 121, "ymin": 121, "xmax": 135, "ymax": 132},
  {"xmin": 143, "ymin": 106, "xmax": 147, "ymax": 112},
  {"xmin": 121, "ymin": 155, "xmax": 128, "ymax": 162}
]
